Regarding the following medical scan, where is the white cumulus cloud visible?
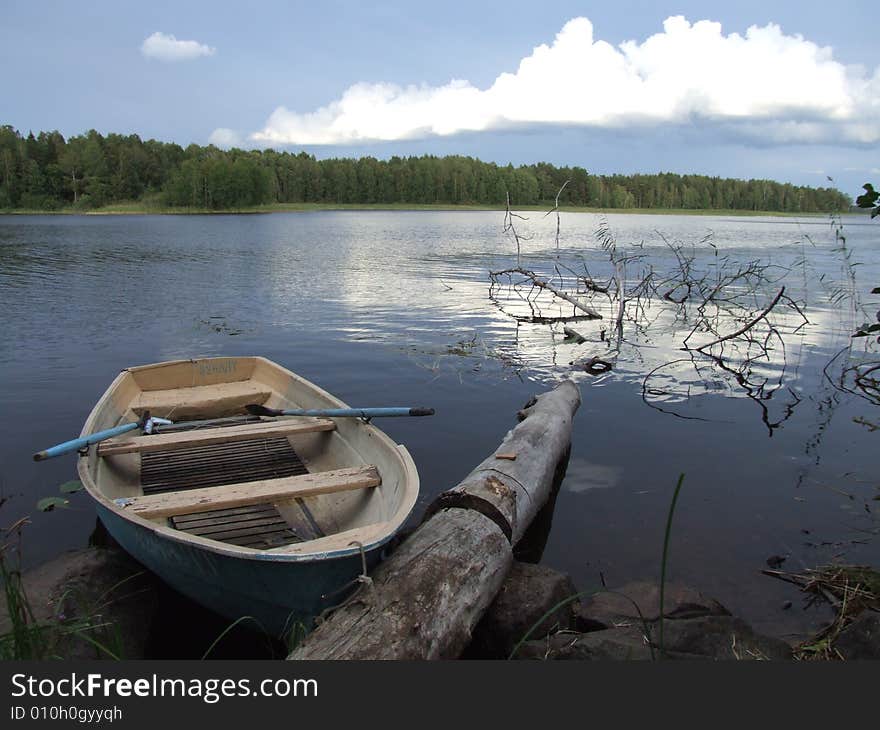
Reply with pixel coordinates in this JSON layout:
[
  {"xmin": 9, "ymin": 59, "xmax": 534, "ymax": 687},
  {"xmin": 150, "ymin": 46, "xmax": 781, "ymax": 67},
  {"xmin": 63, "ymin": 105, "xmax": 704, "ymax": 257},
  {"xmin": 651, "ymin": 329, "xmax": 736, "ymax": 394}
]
[
  {"xmin": 141, "ymin": 32, "xmax": 215, "ymax": 62},
  {"xmin": 208, "ymin": 128, "xmax": 243, "ymax": 148},
  {"xmin": 250, "ymin": 16, "xmax": 880, "ymax": 146}
]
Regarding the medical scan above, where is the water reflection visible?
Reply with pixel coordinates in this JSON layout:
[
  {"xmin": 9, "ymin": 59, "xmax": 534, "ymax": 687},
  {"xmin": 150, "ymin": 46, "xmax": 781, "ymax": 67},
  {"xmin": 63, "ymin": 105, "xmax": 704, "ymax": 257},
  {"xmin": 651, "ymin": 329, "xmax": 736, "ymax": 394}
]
[
  {"xmin": 1, "ymin": 210, "xmax": 878, "ymax": 637},
  {"xmin": 483, "ymin": 219, "xmax": 873, "ymax": 442}
]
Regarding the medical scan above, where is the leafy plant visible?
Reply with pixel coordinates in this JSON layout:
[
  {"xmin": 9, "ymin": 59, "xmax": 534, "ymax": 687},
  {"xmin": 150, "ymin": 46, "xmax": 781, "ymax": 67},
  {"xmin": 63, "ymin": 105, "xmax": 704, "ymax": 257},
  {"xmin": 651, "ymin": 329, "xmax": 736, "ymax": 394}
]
[
  {"xmin": 59, "ymin": 480, "xmax": 83, "ymax": 494},
  {"xmin": 857, "ymin": 183, "xmax": 880, "ymax": 218},
  {"xmin": 36, "ymin": 497, "xmax": 69, "ymax": 512},
  {"xmin": 853, "ymin": 183, "xmax": 879, "ymax": 342},
  {"xmin": 36, "ymin": 479, "xmax": 83, "ymax": 511}
]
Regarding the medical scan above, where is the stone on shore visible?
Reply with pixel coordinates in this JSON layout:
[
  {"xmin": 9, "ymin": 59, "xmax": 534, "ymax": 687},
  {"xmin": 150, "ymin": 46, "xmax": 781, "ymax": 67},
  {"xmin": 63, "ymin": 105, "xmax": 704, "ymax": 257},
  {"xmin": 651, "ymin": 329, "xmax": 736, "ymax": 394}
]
[
  {"xmin": 833, "ymin": 612, "xmax": 880, "ymax": 660},
  {"xmin": 516, "ymin": 626, "xmax": 654, "ymax": 660},
  {"xmin": 466, "ymin": 562, "xmax": 579, "ymax": 658},
  {"xmin": 573, "ymin": 580, "xmax": 730, "ymax": 630},
  {"xmin": 0, "ymin": 547, "xmax": 159, "ymax": 659},
  {"xmin": 657, "ymin": 615, "xmax": 793, "ymax": 660},
  {"xmin": 515, "ymin": 579, "xmax": 793, "ymax": 660}
]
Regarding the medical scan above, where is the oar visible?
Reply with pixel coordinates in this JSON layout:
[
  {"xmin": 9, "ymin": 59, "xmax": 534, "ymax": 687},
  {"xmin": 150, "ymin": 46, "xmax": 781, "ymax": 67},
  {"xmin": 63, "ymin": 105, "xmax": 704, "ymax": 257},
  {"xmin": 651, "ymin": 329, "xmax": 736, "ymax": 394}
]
[
  {"xmin": 34, "ymin": 422, "xmax": 142, "ymax": 461},
  {"xmin": 33, "ymin": 411, "xmax": 170, "ymax": 461},
  {"xmin": 245, "ymin": 404, "xmax": 435, "ymax": 419}
]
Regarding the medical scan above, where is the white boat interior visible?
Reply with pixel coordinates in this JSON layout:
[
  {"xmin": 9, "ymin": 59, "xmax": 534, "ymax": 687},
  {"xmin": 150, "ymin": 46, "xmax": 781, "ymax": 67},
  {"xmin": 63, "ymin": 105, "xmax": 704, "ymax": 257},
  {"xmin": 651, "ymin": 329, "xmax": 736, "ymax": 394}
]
[{"xmin": 77, "ymin": 357, "xmax": 419, "ymax": 557}]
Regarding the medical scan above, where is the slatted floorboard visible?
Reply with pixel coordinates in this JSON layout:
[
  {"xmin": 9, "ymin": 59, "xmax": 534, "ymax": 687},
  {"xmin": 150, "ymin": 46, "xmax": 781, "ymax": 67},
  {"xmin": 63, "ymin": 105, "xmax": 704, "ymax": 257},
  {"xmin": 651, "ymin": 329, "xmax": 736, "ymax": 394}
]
[{"xmin": 141, "ymin": 434, "xmax": 323, "ymax": 549}]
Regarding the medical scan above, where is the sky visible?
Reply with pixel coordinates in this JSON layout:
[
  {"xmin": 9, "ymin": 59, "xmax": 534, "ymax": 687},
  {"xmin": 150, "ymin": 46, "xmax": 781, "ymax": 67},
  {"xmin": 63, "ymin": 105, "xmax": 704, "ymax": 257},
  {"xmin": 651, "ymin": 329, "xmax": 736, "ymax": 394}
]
[{"xmin": 2, "ymin": 0, "xmax": 878, "ymax": 196}]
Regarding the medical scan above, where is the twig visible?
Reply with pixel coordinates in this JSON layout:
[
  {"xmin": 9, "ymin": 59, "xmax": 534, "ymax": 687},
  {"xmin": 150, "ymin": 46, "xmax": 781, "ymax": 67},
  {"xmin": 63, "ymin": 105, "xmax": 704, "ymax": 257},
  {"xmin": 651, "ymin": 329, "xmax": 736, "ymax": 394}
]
[
  {"xmin": 695, "ymin": 287, "xmax": 786, "ymax": 352},
  {"xmin": 503, "ymin": 192, "xmax": 530, "ymax": 268},
  {"xmin": 490, "ymin": 267, "xmax": 603, "ymax": 319},
  {"xmin": 542, "ymin": 180, "xmax": 570, "ymax": 252}
]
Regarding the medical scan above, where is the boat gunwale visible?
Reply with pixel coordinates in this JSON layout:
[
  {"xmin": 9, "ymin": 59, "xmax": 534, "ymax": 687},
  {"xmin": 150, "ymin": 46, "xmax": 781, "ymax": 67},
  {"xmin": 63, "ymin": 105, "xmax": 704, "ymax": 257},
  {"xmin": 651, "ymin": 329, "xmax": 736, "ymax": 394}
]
[{"xmin": 76, "ymin": 356, "xmax": 420, "ymax": 563}]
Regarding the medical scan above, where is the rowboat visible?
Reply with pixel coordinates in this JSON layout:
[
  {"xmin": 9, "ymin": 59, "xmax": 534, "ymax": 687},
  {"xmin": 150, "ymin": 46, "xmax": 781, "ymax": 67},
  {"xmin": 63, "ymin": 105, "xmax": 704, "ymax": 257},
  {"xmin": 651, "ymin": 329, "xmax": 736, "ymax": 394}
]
[{"xmin": 75, "ymin": 356, "xmax": 420, "ymax": 637}]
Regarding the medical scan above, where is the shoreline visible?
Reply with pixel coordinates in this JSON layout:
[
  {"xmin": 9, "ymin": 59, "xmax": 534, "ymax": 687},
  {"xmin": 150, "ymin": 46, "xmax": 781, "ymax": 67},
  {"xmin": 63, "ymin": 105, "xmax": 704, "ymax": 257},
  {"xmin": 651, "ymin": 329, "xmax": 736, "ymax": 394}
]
[{"xmin": 0, "ymin": 202, "xmax": 849, "ymax": 218}]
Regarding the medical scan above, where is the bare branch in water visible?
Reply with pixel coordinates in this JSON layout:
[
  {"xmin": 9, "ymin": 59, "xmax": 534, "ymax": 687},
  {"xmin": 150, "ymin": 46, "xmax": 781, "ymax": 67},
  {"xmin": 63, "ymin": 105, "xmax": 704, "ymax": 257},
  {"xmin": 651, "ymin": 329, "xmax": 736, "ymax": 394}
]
[
  {"xmin": 490, "ymin": 267, "xmax": 603, "ymax": 319},
  {"xmin": 542, "ymin": 179, "xmax": 570, "ymax": 252},
  {"xmin": 694, "ymin": 287, "xmax": 787, "ymax": 353},
  {"xmin": 503, "ymin": 192, "xmax": 530, "ymax": 268}
]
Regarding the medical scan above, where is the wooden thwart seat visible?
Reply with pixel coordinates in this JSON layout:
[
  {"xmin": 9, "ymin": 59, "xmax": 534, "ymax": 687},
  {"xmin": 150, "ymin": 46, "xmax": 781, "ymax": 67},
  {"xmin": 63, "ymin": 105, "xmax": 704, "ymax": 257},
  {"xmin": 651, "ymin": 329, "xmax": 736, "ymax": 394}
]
[
  {"xmin": 130, "ymin": 382, "xmax": 273, "ymax": 418},
  {"xmin": 98, "ymin": 418, "xmax": 336, "ymax": 456},
  {"xmin": 116, "ymin": 465, "xmax": 381, "ymax": 520}
]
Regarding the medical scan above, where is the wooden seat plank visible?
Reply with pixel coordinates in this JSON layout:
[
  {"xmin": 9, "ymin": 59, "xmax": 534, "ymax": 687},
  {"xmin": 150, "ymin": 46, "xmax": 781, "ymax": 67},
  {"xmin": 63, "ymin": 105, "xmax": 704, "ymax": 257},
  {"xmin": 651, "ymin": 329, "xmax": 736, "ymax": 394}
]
[
  {"xmin": 131, "ymin": 382, "xmax": 273, "ymax": 418},
  {"xmin": 98, "ymin": 418, "xmax": 335, "ymax": 456},
  {"xmin": 116, "ymin": 465, "xmax": 380, "ymax": 520}
]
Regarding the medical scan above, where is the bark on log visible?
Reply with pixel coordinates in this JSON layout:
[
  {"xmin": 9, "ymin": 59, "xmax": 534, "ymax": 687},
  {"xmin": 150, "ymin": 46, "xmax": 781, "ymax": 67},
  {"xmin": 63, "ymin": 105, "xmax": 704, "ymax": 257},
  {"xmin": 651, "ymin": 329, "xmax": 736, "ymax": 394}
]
[
  {"xmin": 424, "ymin": 379, "xmax": 580, "ymax": 544},
  {"xmin": 288, "ymin": 380, "xmax": 581, "ymax": 660},
  {"xmin": 290, "ymin": 510, "xmax": 511, "ymax": 660}
]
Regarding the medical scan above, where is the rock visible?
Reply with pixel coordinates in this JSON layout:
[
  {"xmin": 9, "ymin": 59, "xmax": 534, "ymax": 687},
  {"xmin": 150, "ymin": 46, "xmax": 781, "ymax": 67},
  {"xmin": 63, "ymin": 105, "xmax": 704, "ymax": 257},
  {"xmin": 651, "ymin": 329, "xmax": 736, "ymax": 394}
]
[
  {"xmin": 574, "ymin": 580, "xmax": 729, "ymax": 631},
  {"xmin": 656, "ymin": 615, "xmax": 793, "ymax": 660},
  {"xmin": 515, "ymin": 627, "xmax": 654, "ymax": 660},
  {"xmin": 0, "ymin": 547, "xmax": 159, "ymax": 659},
  {"xmin": 517, "ymin": 613, "xmax": 792, "ymax": 661},
  {"xmin": 833, "ymin": 612, "xmax": 880, "ymax": 660},
  {"xmin": 466, "ymin": 562, "xmax": 578, "ymax": 658},
  {"xmin": 522, "ymin": 580, "xmax": 792, "ymax": 661}
]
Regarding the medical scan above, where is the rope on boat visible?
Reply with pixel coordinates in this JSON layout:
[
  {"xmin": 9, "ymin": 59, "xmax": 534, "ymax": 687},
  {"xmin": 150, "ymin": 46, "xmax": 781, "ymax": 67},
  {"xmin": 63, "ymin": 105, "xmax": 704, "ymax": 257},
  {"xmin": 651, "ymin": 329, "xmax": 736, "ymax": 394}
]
[{"xmin": 315, "ymin": 541, "xmax": 373, "ymax": 625}]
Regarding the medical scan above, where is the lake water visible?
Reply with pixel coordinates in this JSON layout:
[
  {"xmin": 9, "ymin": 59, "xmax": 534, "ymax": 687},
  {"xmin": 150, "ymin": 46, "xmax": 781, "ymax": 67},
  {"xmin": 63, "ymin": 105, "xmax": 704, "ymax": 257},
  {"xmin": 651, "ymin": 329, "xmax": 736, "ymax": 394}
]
[{"xmin": 1, "ymin": 210, "xmax": 878, "ymax": 642}]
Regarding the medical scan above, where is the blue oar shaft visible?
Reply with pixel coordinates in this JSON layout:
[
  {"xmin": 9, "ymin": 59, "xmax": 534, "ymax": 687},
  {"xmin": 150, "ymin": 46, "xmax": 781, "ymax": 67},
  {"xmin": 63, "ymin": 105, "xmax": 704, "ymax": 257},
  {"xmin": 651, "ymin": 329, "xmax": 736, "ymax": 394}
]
[
  {"xmin": 33, "ymin": 422, "xmax": 140, "ymax": 461},
  {"xmin": 280, "ymin": 407, "xmax": 431, "ymax": 418}
]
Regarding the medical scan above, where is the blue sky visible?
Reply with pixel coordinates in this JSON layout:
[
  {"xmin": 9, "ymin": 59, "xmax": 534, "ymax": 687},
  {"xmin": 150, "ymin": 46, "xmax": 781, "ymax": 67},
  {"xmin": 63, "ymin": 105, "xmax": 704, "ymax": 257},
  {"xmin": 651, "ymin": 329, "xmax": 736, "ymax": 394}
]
[{"xmin": 2, "ymin": 1, "xmax": 877, "ymax": 196}]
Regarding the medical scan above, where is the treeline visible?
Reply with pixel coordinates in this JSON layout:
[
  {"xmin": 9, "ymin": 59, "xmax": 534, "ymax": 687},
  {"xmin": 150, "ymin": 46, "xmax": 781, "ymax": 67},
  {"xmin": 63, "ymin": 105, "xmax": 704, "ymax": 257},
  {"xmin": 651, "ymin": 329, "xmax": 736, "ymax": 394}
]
[{"xmin": 0, "ymin": 125, "xmax": 852, "ymax": 212}]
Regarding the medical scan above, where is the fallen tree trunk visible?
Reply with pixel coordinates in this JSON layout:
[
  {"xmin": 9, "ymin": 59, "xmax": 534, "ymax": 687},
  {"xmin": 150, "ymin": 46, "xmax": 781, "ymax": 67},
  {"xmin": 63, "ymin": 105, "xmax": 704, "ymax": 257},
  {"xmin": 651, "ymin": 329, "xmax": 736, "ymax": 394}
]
[
  {"xmin": 288, "ymin": 380, "xmax": 581, "ymax": 660},
  {"xmin": 290, "ymin": 509, "xmax": 512, "ymax": 660},
  {"xmin": 424, "ymin": 380, "xmax": 580, "ymax": 545}
]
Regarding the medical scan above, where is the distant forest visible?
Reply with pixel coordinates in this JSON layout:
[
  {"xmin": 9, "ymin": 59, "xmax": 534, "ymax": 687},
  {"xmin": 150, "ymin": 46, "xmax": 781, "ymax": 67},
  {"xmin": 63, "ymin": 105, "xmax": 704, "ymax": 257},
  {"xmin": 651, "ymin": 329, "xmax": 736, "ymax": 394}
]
[{"xmin": 0, "ymin": 125, "xmax": 852, "ymax": 212}]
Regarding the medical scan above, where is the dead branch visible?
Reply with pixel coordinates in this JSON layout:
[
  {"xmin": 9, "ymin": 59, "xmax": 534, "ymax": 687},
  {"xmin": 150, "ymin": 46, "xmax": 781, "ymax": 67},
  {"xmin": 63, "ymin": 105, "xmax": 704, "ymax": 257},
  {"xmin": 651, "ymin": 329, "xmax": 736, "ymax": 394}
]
[
  {"xmin": 694, "ymin": 287, "xmax": 786, "ymax": 352},
  {"xmin": 503, "ymin": 192, "xmax": 530, "ymax": 268},
  {"xmin": 490, "ymin": 267, "xmax": 603, "ymax": 319},
  {"xmin": 562, "ymin": 326, "xmax": 587, "ymax": 343},
  {"xmin": 542, "ymin": 179, "xmax": 570, "ymax": 252}
]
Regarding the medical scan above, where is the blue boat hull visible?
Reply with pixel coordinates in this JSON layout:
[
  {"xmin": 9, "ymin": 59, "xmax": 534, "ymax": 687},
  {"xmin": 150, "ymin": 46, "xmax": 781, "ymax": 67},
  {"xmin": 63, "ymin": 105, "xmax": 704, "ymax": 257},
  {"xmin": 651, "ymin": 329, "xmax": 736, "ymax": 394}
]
[
  {"xmin": 96, "ymin": 504, "xmax": 380, "ymax": 638},
  {"xmin": 75, "ymin": 358, "xmax": 420, "ymax": 640}
]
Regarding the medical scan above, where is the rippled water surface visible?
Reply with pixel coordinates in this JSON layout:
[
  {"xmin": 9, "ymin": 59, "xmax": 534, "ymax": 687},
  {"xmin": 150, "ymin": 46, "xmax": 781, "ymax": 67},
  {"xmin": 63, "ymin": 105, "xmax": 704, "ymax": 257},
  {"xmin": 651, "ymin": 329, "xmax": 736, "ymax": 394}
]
[{"xmin": 1, "ymin": 210, "xmax": 878, "ymax": 639}]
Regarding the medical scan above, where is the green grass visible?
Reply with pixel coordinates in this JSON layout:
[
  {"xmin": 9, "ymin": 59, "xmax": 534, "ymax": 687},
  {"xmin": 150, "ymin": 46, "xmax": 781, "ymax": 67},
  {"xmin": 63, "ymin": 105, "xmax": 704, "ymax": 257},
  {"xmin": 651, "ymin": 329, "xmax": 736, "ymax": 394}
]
[
  {"xmin": 0, "ymin": 522, "xmax": 124, "ymax": 660},
  {"xmin": 658, "ymin": 473, "xmax": 685, "ymax": 659}
]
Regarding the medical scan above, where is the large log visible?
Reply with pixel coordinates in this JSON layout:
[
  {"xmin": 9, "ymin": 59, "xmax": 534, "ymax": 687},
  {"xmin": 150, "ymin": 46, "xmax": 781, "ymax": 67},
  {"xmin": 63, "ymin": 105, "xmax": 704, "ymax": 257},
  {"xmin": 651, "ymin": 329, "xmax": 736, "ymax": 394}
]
[
  {"xmin": 288, "ymin": 380, "xmax": 580, "ymax": 660},
  {"xmin": 424, "ymin": 380, "xmax": 580, "ymax": 544},
  {"xmin": 291, "ymin": 509, "xmax": 512, "ymax": 660}
]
